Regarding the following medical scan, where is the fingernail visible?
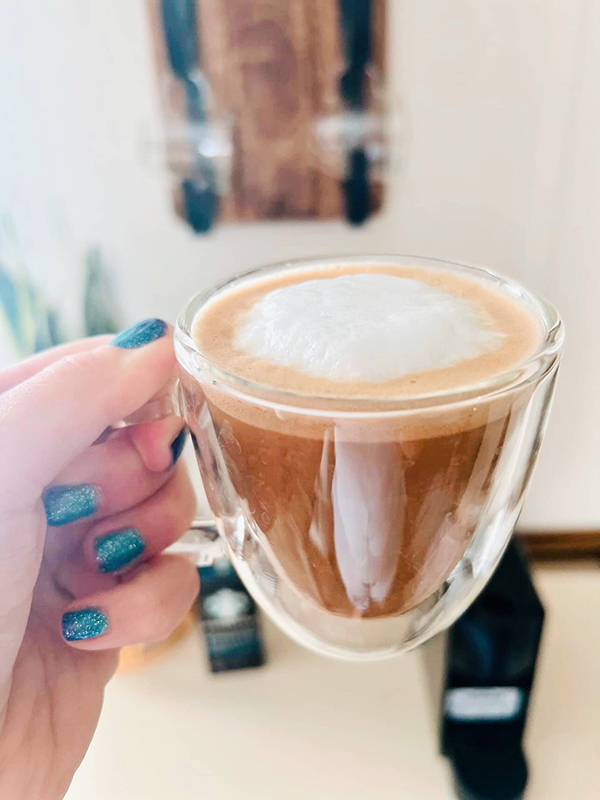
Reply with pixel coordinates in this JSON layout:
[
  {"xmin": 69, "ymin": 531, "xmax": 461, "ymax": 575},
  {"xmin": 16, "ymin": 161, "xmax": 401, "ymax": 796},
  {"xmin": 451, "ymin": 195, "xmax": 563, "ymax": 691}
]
[
  {"xmin": 94, "ymin": 528, "xmax": 146, "ymax": 573},
  {"xmin": 112, "ymin": 318, "xmax": 167, "ymax": 349},
  {"xmin": 170, "ymin": 427, "xmax": 188, "ymax": 467},
  {"xmin": 62, "ymin": 607, "xmax": 109, "ymax": 641},
  {"xmin": 43, "ymin": 484, "xmax": 100, "ymax": 527}
]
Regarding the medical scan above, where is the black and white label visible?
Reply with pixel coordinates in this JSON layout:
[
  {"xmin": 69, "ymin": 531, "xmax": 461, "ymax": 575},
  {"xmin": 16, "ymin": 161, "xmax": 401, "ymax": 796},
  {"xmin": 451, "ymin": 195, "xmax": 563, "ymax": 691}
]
[{"xmin": 444, "ymin": 687, "xmax": 524, "ymax": 722}]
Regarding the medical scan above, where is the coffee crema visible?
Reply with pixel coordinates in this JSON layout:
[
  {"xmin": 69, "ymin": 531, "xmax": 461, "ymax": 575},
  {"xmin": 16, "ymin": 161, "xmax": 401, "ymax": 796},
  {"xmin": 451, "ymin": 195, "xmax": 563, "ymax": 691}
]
[
  {"xmin": 192, "ymin": 263, "xmax": 542, "ymax": 400},
  {"xmin": 187, "ymin": 263, "xmax": 543, "ymax": 618}
]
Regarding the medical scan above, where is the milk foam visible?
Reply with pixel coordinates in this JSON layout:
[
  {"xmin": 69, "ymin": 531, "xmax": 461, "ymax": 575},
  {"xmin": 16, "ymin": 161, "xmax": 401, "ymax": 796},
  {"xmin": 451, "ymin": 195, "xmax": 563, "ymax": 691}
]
[{"xmin": 235, "ymin": 273, "xmax": 504, "ymax": 382}]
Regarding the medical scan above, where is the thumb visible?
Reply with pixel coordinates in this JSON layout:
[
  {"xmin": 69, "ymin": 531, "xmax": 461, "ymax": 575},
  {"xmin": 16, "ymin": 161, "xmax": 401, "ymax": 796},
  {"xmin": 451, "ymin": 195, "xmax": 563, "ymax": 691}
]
[{"xmin": 0, "ymin": 319, "xmax": 176, "ymax": 509}]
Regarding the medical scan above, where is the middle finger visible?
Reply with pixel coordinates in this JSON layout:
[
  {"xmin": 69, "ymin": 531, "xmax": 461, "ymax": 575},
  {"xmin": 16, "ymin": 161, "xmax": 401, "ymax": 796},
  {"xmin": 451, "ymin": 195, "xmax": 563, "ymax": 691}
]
[{"xmin": 44, "ymin": 427, "xmax": 187, "ymax": 528}]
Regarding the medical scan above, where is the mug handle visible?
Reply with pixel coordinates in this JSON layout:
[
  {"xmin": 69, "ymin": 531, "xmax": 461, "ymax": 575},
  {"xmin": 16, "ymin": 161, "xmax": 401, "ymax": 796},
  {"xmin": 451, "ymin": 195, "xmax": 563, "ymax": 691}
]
[
  {"xmin": 165, "ymin": 518, "xmax": 225, "ymax": 568},
  {"xmin": 107, "ymin": 378, "xmax": 181, "ymax": 429},
  {"xmin": 104, "ymin": 378, "xmax": 225, "ymax": 568}
]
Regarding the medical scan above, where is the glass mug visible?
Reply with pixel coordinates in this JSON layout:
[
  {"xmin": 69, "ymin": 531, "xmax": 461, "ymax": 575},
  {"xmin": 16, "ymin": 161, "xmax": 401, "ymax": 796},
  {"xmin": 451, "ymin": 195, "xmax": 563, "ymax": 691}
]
[{"xmin": 130, "ymin": 256, "xmax": 563, "ymax": 661}]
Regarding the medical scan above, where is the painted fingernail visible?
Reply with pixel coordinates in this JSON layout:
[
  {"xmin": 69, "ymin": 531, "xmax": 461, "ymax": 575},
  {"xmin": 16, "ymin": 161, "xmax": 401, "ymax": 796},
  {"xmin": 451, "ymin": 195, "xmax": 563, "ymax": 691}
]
[
  {"xmin": 112, "ymin": 318, "xmax": 167, "ymax": 349},
  {"xmin": 43, "ymin": 484, "xmax": 100, "ymax": 527},
  {"xmin": 170, "ymin": 427, "xmax": 188, "ymax": 467},
  {"xmin": 62, "ymin": 607, "xmax": 109, "ymax": 641},
  {"xmin": 94, "ymin": 528, "xmax": 146, "ymax": 573}
]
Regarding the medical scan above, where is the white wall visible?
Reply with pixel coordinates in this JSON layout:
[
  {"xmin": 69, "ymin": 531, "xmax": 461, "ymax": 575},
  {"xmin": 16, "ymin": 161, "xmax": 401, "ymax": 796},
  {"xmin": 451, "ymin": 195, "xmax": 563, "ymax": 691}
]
[
  {"xmin": 0, "ymin": 0, "xmax": 597, "ymax": 528},
  {"xmin": 523, "ymin": 0, "xmax": 600, "ymax": 529}
]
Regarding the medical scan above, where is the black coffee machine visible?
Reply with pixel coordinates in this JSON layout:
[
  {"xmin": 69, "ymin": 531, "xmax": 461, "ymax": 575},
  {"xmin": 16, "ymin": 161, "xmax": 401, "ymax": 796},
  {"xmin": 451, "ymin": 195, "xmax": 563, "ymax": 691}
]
[{"xmin": 423, "ymin": 539, "xmax": 545, "ymax": 800}]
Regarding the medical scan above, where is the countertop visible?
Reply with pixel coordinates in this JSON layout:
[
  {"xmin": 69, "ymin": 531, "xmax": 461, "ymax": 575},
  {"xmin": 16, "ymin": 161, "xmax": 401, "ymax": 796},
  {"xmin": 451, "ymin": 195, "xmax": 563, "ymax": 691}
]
[{"xmin": 66, "ymin": 563, "xmax": 600, "ymax": 799}]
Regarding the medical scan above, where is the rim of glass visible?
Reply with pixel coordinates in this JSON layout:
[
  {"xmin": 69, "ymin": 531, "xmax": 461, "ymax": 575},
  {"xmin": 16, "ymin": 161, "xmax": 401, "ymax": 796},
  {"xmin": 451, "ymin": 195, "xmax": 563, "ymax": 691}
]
[{"xmin": 175, "ymin": 254, "xmax": 563, "ymax": 413}]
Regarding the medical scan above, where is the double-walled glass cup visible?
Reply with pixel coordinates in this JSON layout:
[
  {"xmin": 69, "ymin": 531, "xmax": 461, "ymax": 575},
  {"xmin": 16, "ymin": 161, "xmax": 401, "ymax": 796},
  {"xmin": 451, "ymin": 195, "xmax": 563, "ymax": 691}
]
[{"xmin": 170, "ymin": 256, "xmax": 562, "ymax": 661}]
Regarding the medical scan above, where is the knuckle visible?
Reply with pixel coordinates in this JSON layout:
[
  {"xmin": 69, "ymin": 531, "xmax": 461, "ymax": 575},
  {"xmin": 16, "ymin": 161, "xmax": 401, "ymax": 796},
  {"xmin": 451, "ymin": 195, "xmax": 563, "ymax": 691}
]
[
  {"xmin": 61, "ymin": 348, "xmax": 105, "ymax": 375},
  {"xmin": 143, "ymin": 564, "xmax": 194, "ymax": 640},
  {"xmin": 128, "ymin": 559, "xmax": 199, "ymax": 644},
  {"xmin": 151, "ymin": 593, "xmax": 175, "ymax": 640}
]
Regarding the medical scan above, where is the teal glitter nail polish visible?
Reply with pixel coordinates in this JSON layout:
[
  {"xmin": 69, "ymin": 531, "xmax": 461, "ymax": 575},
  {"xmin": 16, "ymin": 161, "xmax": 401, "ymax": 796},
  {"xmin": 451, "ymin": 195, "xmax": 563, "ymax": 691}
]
[
  {"xmin": 43, "ymin": 484, "xmax": 100, "ymax": 527},
  {"xmin": 62, "ymin": 607, "xmax": 109, "ymax": 641},
  {"xmin": 170, "ymin": 427, "xmax": 188, "ymax": 467},
  {"xmin": 94, "ymin": 528, "xmax": 146, "ymax": 573},
  {"xmin": 112, "ymin": 318, "xmax": 167, "ymax": 349}
]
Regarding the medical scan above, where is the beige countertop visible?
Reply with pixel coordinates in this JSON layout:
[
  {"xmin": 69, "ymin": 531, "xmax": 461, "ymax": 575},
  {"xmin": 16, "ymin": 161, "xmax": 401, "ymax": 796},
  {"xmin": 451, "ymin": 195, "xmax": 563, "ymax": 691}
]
[{"xmin": 66, "ymin": 564, "xmax": 600, "ymax": 800}]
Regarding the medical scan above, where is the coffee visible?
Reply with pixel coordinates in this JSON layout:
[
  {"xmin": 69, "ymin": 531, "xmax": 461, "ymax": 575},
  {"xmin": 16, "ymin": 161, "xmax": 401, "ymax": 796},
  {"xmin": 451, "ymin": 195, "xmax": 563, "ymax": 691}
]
[{"xmin": 188, "ymin": 263, "xmax": 542, "ymax": 618}]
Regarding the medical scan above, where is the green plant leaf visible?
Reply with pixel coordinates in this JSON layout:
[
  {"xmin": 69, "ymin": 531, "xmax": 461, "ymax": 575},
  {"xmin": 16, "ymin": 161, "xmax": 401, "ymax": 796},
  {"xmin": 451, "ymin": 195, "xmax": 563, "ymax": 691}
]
[
  {"xmin": 84, "ymin": 249, "xmax": 121, "ymax": 336},
  {"xmin": 0, "ymin": 261, "xmax": 25, "ymax": 350},
  {"xmin": 0, "ymin": 218, "xmax": 65, "ymax": 356},
  {"xmin": 47, "ymin": 308, "xmax": 62, "ymax": 347}
]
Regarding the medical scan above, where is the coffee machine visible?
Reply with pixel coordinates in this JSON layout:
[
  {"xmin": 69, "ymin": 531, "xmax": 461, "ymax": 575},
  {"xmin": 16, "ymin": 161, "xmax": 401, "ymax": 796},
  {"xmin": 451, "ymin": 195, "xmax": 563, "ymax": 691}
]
[{"xmin": 423, "ymin": 540, "xmax": 545, "ymax": 800}]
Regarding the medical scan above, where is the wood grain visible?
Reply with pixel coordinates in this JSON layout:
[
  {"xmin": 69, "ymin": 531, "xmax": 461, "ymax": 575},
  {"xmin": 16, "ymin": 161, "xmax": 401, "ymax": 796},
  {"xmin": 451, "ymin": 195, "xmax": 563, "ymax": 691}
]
[
  {"xmin": 199, "ymin": 0, "xmax": 315, "ymax": 219},
  {"xmin": 518, "ymin": 530, "xmax": 600, "ymax": 563},
  {"xmin": 148, "ymin": 0, "xmax": 386, "ymax": 223}
]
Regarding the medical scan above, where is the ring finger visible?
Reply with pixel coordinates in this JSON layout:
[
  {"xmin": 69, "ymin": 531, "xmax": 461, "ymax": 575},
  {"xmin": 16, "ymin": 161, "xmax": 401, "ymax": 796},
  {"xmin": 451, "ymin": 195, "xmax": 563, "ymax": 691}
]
[{"xmin": 85, "ymin": 461, "xmax": 196, "ymax": 574}]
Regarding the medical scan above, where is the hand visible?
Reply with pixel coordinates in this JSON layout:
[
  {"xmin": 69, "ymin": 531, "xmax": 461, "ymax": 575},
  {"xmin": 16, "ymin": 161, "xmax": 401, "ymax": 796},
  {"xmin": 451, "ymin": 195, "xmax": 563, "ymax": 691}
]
[{"xmin": 0, "ymin": 321, "xmax": 199, "ymax": 799}]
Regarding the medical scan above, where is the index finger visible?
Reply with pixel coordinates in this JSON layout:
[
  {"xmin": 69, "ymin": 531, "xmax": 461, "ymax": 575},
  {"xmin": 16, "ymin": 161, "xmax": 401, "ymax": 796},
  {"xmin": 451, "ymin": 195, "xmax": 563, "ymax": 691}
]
[
  {"xmin": 0, "ymin": 320, "xmax": 177, "ymax": 502},
  {"xmin": 0, "ymin": 335, "xmax": 112, "ymax": 395}
]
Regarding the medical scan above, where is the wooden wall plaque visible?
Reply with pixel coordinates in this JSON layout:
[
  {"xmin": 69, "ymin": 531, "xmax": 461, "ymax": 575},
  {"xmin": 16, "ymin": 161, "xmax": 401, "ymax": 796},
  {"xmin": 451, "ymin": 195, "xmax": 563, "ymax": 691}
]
[{"xmin": 147, "ymin": 0, "xmax": 386, "ymax": 230}]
